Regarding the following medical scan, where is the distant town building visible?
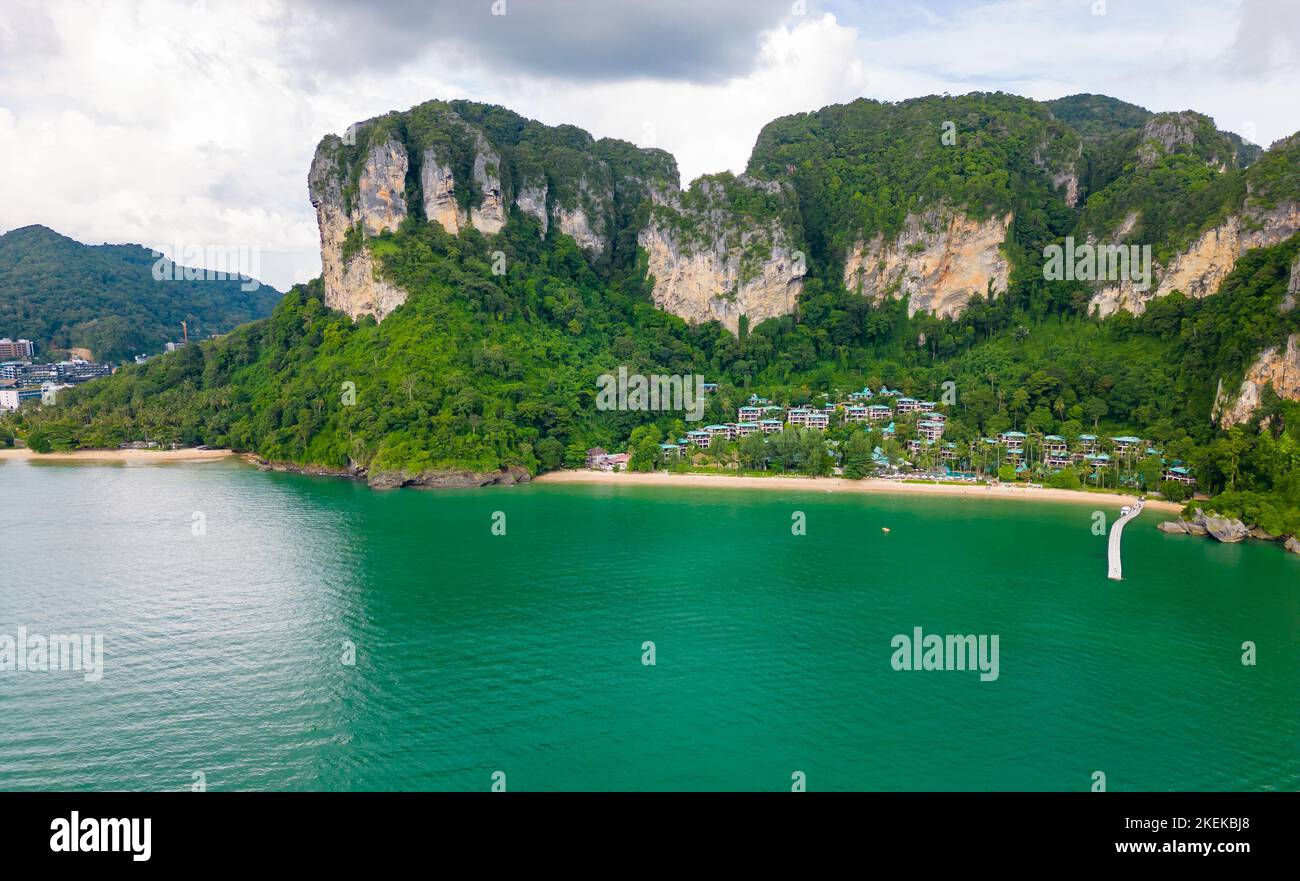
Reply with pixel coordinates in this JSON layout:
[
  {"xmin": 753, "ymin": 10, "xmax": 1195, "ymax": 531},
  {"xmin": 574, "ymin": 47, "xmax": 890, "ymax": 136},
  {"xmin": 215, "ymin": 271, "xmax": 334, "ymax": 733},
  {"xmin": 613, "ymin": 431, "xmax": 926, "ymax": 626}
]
[{"xmin": 0, "ymin": 338, "xmax": 34, "ymax": 360}]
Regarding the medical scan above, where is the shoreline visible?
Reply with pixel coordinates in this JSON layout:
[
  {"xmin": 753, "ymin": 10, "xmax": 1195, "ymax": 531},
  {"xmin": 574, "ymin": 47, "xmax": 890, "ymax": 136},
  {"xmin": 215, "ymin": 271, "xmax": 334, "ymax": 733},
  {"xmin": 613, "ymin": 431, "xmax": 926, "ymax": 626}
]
[
  {"xmin": 534, "ymin": 469, "xmax": 1186, "ymax": 512},
  {"xmin": 0, "ymin": 447, "xmax": 235, "ymax": 463},
  {"xmin": 0, "ymin": 449, "xmax": 1184, "ymax": 514}
]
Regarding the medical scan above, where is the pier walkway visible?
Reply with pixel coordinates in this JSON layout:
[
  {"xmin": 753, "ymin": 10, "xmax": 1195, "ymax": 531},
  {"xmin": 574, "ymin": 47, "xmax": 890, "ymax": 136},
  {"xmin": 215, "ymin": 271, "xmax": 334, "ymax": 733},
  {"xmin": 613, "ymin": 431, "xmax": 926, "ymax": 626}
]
[{"xmin": 1107, "ymin": 499, "xmax": 1145, "ymax": 580}]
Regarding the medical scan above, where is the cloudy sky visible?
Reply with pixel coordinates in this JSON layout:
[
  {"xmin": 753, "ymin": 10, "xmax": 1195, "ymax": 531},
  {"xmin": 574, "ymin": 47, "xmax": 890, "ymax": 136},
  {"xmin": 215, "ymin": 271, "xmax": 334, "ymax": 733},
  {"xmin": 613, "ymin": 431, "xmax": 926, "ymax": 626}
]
[{"xmin": 0, "ymin": 0, "xmax": 1296, "ymax": 290}]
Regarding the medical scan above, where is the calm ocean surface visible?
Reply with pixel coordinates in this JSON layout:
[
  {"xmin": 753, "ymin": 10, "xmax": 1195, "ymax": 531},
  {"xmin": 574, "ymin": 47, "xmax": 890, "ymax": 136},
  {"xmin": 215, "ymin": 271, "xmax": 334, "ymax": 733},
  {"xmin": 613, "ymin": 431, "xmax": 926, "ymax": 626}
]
[{"xmin": 1, "ymin": 457, "xmax": 1296, "ymax": 791}]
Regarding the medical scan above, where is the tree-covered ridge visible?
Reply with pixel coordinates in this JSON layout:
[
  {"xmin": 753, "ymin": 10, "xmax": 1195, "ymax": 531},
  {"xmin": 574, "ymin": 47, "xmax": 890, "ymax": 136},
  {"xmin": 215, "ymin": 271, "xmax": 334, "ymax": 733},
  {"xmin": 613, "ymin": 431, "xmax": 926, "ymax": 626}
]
[
  {"xmin": 746, "ymin": 92, "xmax": 1082, "ymax": 269},
  {"xmin": 1044, "ymin": 93, "xmax": 1153, "ymax": 145},
  {"xmin": 0, "ymin": 225, "xmax": 281, "ymax": 362},
  {"xmin": 1072, "ymin": 117, "xmax": 1293, "ymax": 263}
]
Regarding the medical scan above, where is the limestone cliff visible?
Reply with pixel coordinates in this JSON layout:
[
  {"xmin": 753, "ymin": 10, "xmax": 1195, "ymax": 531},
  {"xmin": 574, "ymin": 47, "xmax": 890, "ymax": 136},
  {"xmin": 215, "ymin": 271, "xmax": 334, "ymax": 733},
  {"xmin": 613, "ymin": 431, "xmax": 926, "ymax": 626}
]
[
  {"xmin": 1214, "ymin": 334, "xmax": 1300, "ymax": 427},
  {"xmin": 310, "ymin": 100, "xmax": 682, "ymax": 322},
  {"xmin": 843, "ymin": 206, "xmax": 1012, "ymax": 318},
  {"xmin": 1091, "ymin": 203, "xmax": 1300, "ymax": 317},
  {"xmin": 308, "ymin": 137, "xmax": 408, "ymax": 321},
  {"xmin": 637, "ymin": 174, "xmax": 803, "ymax": 333}
]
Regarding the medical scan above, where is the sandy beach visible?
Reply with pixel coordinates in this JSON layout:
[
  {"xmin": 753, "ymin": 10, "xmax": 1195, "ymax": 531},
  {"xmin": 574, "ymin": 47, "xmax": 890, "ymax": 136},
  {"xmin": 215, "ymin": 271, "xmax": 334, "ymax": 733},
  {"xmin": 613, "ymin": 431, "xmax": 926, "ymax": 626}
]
[
  {"xmin": 0, "ymin": 447, "xmax": 235, "ymax": 463},
  {"xmin": 535, "ymin": 469, "xmax": 1185, "ymax": 513}
]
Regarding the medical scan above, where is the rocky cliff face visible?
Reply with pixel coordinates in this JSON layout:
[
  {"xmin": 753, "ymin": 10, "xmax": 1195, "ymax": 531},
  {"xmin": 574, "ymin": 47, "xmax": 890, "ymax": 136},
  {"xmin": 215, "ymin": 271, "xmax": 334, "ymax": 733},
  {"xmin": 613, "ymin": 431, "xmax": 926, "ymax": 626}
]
[
  {"xmin": 310, "ymin": 100, "xmax": 684, "ymax": 322},
  {"xmin": 637, "ymin": 175, "xmax": 803, "ymax": 334},
  {"xmin": 1091, "ymin": 202, "xmax": 1300, "ymax": 317},
  {"xmin": 1214, "ymin": 334, "xmax": 1300, "ymax": 427},
  {"xmin": 309, "ymin": 138, "xmax": 409, "ymax": 321},
  {"xmin": 843, "ymin": 206, "xmax": 1012, "ymax": 318}
]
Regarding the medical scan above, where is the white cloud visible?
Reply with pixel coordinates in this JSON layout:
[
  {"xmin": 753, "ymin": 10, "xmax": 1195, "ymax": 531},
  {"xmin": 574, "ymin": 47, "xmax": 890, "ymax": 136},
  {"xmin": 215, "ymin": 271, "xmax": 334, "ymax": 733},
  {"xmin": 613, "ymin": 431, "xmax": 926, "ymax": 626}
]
[{"xmin": 0, "ymin": 0, "xmax": 1296, "ymax": 292}]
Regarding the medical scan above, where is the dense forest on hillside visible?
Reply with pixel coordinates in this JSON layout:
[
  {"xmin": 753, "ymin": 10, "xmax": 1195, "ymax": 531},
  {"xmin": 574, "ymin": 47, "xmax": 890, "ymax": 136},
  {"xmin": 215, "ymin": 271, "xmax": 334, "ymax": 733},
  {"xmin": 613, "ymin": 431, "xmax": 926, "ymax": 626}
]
[
  {"xmin": 0, "ymin": 225, "xmax": 281, "ymax": 361},
  {"xmin": 5, "ymin": 92, "xmax": 1299, "ymax": 536}
]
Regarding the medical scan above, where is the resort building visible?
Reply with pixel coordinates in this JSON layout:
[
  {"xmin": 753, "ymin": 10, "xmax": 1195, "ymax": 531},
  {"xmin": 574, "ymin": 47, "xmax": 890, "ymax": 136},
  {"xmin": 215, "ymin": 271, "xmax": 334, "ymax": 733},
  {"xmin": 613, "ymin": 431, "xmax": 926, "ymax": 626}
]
[
  {"xmin": 1112, "ymin": 436, "xmax": 1142, "ymax": 457},
  {"xmin": 920, "ymin": 411, "xmax": 946, "ymax": 424},
  {"xmin": 844, "ymin": 405, "xmax": 870, "ymax": 424},
  {"xmin": 686, "ymin": 430, "xmax": 711, "ymax": 449},
  {"xmin": 760, "ymin": 419, "xmax": 783, "ymax": 435},
  {"xmin": 918, "ymin": 420, "xmax": 945, "ymax": 442},
  {"xmin": 586, "ymin": 449, "xmax": 631, "ymax": 471},
  {"xmin": 701, "ymin": 382, "xmax": 719, "ymax": 392},
  {"xmin": 867, "ymin": 404, "xmax": 892, "ymax": 423},
  {"xmin": 786, "ymin": 408, "xmax": 813, "ymax": 427},
  {"xmin": 1044, "ymin": 435, "xmax": 1070, "ymax": 468},
  {"xmin": 1164, "ymin": 466, "xmax": 1196, "ymax": 485},
  {"xmin": 848, "ymin": 387, "xmax": 874, "ymax": 400},
  {"xmin": 896, "ymin": 397, "xmax": 920, "ymax": 413},
  {"xmin": 704, "ymin": 424, "xmax": 735, "ymax": 441},
  {"xmin": 734, "ymin": 422, "xmax": 761, "ymax": 437},
  {"xmin": 804, "ymin": 412, "xmax": 830, "ymax": 430},
  {"xmin": 746, "ymin": 393, "xmax": 771, "ymax": 406},
  {"xmin": 877, "ymin": 387, "xmax": 901, "ymax": 397},
  {"xmin": 917, "ymin": 401, "xmax": 938, "ymax": 411},
  {"xmin": 737, "ymin": 406, "xmax": 763, "ymax": 422},
  {"xmin": 998, "ymin": 431, "xmax": 1026, "ymax": 451},
  {"xmin": 659, "ymin": 443, "xmax": 683, "ymax": 459},
  {"xmin": 1077, "ymin": 434, "xmax": 1099, "ymax": 454}
]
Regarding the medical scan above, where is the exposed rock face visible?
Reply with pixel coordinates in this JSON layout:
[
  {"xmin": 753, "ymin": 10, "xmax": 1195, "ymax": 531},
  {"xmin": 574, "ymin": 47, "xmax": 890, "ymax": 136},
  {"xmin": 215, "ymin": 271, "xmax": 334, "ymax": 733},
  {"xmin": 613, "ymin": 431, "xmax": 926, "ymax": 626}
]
[
  {"xmin": 1214, "ymin": 334, "xmax": 1300, "ymax": 427},
  {"xmin": 467, "ymin": 132, "xmax": 507, "ymax": 235},
  {"xmin": 356, "ymin": 138, "xmax": 408, "ymax": 235},
  {"xmin": 1137, "ymin": 112, "xmax": 1199, "ymax": 165},
  {"xmin": 309, "ymin": 139, "xmax": 409, "ymax": 321},
  {"xmin": 514, "ymin": 182, "xmax": 548, "ymax": 235},
  {"xmin": 1091, "ymin": 203, "xmax": 1300, "ymax": 317},
  {"xmin": 843, "ymin": 207, "xmax": 1012, "ymax": 318},
  {"xmin": 421, "ymin": 153, "xmax": 464, "ymax": 234},
  {"xmin": 554, "ymin": 179, "xmax": 612, "ymax": 254},
  {"xmin": 1286, "ymin": 536, "xmax": 1300, "ymax": 554},
  {"xmin": 1053, "ymin": 170, "xmax": 1079, "ymax": 208},
  {"xmin": 1283, "ymin": 252, "xmax": 1299, "ymax": 312},
  {"xmin": 638, "ymin": 175, "xmax": 803, "ymax": 333}
]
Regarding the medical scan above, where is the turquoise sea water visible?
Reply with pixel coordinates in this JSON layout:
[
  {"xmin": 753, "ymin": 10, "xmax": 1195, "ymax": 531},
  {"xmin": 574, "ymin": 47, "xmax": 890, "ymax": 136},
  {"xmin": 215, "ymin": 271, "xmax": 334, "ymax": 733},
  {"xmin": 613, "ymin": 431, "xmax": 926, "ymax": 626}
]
[{"xmin": 0, "ymin": 457, "xmax": 1296, "ymax": 791}]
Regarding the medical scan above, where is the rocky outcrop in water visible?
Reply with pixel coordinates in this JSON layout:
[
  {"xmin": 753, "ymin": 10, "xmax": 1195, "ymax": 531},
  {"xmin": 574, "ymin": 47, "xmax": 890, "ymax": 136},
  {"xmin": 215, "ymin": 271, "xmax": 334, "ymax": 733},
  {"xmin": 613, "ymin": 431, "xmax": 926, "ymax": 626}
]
[
  {"xmin": 843, "ymin": 206, "xmax": 1012, "ymax": 318},
  {"xmin": 1204, "ymin": 514, "xmax": 1251, "ymax": 543},
  {"xmin": 366, "ymin": 465, "xmax": 531, "ymax": 490}
]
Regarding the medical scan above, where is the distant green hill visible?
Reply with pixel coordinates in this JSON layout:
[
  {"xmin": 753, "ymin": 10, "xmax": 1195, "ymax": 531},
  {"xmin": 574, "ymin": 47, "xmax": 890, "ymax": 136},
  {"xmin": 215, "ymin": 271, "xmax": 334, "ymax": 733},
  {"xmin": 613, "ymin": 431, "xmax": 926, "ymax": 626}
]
[{"xmin": 0, "ymin": 225, "xmax": 281, "ymax": 362}]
